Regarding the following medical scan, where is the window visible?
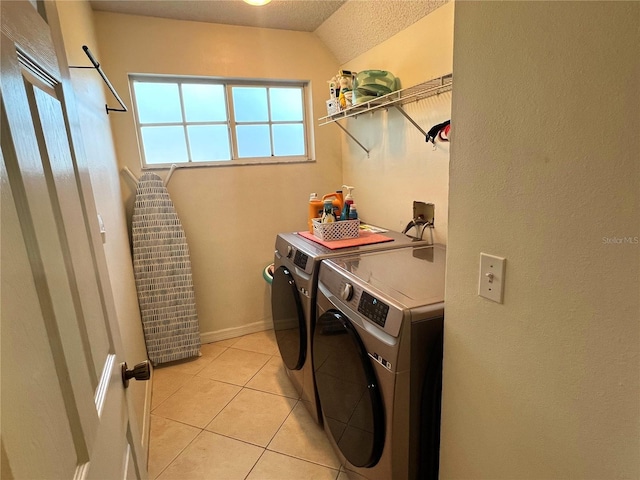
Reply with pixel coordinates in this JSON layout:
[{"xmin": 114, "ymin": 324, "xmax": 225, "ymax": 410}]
[{"xmin": 130, "ymin": 75, "xmax": 312, "ymax": 167}]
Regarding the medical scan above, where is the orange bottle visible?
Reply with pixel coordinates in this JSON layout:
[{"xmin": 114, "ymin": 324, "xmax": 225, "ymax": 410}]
[
  {"xmin": 308, "ymin": 193, "xmax": 324, "ymax": 233},
  {"xmin": 335, "ymin": 190, "xmax": 344, "ymax": 215}
]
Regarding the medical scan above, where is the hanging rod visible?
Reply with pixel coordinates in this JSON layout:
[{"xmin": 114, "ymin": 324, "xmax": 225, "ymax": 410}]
[{"xmin": 70, "ymin": 45, "xmax": 127, "ymax": 115}]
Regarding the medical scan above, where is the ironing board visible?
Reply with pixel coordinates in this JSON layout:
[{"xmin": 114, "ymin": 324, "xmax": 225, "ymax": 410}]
[{"xmin": 131, "ymin": 172, "xmax": 200, "ymax": 365}]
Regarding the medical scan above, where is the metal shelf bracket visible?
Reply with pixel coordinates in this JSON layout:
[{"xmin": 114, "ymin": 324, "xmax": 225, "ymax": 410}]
[{"xmin": 334, "ymin": 121, "xmax": 370, "ymax": 157}]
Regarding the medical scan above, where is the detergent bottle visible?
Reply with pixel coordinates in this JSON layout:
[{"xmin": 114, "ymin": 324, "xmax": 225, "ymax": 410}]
[
  {"xmin": 308, "ymin": 193, "xmax": 323, "ymax": 233},
  {"xmin": 322, "ymin": 191, "xmax": 342, "ymax": 220},
  {"xmin": 340, "ymin": 185, "xmax": 355, "ymax": 220}
]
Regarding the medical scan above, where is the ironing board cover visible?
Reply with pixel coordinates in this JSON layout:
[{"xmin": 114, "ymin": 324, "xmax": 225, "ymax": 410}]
[{"xmin": 132, "ymin": 172, "xmax": 200, "ymax": 365}]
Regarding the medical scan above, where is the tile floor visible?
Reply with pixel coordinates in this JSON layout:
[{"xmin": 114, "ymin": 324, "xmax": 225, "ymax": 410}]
[{"xmin": 148, "ymin": 329, "xmax": 352, "ymax": 480}]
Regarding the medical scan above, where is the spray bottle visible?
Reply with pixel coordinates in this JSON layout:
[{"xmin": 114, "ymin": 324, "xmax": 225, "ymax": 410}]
[{"xmin": 340, "ymin": 185, "xmax": 355, "ymax": 220}]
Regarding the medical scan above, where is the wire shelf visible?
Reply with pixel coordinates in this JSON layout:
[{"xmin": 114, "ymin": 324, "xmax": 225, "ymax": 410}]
[{"xmin": 318, "ymin": 73, "xmax": 452, "ymax": 126}]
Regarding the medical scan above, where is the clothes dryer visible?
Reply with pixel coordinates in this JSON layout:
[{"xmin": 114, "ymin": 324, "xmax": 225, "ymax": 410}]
[
  {"xmin": 313, "ymin": 245, "xmax": 446, "ymax": 480},
  {"xmin": 271, "ymin": 230, "xmax": 430, "ymax": 424}
]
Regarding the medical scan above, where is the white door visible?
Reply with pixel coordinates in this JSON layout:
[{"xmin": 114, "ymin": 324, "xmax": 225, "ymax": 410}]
[{"xmin": 1, "ymin": 1, "xmax": 147, "ymax": 478}]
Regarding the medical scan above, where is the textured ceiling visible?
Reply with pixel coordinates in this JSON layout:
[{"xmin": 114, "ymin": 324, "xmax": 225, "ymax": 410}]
[
  {"xmin": 89, "ymin": 0, "xmax": 449, "ymax": 64},
  {"xmin": 316, "ymin": 0, "xmax": 448, "ymax": 64},
  {"xmin": 89, "ymin": 0, "xmax": 347, "ymax": 32}
]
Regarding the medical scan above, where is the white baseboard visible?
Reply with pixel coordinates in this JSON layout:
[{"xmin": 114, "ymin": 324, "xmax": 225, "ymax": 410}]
[{"xmin": 200, "ymin": 318, "xmax": 273, "ymax": 345}]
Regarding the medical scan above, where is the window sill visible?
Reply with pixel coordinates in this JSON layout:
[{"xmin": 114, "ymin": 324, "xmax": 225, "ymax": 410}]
[{"xmin": 142, "ymin": 156, "xmax": 316, "ymax": 170}]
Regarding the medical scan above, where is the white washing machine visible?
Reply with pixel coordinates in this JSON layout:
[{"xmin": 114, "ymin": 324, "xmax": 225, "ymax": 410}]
[
  {"xmin": 271, "ymin": 230, "xmax": 431, "ymax": 424},
  {"xmin": 313, "ymin": 245, "xmax": 446, "ymax": 480}
]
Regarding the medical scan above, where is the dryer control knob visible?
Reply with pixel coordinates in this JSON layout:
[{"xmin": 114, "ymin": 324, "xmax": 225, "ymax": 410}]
[
  {"xmin": 286, "ymin": 246, "xmax": 293, "ymax": 258},
  {"xmin": 341, "ymin": 283, "xmax": 354, "ymax": 301}
]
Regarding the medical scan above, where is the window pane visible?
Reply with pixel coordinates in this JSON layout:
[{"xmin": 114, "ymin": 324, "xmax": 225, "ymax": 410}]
[
  {"xmin": 134, "ymin": 82, "xmax": 182, "ymax": 123},
  {"xmin": 182, "ymin": 84, "xmax": 227, "ymax": 122},
  {"xmin": 232, "ymin": 87, "xmax": 268, "ymax": 122},
  {"xmin": 140, "ymin": 126, "xmax": 188, "ymax": 164},
  {"xmin": 272, "ymin": 124, "xmax": 305, "ymax": 156},
  {"xmin": 187, "ymin": 125, "xmax": 231, "ymax": 161},
  {"xmin": 236, "ymin": 125, "xmax": 271, "ymax": 158},
  {"xmin": 270, "ymin": 88, "xmax": 303, "ymax": 121}
]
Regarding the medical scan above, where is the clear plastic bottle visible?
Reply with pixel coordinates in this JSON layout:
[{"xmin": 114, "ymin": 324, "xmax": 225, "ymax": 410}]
[
  {"xmin": 321, "ymin": 199, "xmax": 336, "ymax": 223},
  {"xmin": 322, "ymin": 192, "xmax": 342, "ymax": 220},
  {"xmin": 340, "ymin": 185, "xmax": 355, "ymax": 220},
  {"xmin": 348, "ymin": 203, "xmax": 358, "ymax": 220}
]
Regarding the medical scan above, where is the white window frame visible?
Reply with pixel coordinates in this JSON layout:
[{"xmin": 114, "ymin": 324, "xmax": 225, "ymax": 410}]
[{"xmin": 129, "ymin": 74, "xmax": 315, "ymax": 168}]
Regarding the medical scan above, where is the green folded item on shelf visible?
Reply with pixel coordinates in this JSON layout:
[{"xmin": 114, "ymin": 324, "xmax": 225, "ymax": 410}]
[{"xmin": 353, "ymin": 70, "xmax": 397, "ymax": 104}]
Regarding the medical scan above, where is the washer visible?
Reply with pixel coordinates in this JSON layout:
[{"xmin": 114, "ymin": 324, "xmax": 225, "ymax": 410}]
[
  {"xmin": 313, "ymin": 245, "xmax": 446, "ymax": 480},
  {"xmin": 271, "ymin": 230, "xmax": 430, "ymax": 425}
]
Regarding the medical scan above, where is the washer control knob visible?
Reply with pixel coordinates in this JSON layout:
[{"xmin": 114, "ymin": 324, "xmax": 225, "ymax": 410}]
[
  {"xmin": 286, "ymin": 246, "xmax": 293, "ymax": 258},
  {"xmin": 341, "ymin": 283, "xmax": 354, "ymax": 301}
]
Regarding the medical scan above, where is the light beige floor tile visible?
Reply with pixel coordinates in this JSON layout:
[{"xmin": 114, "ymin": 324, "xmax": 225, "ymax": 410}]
[
  {"xmin": 155, "ymin": 353, "xmax": 215, "ymax": 376},
  {"xmin": 231, "ymin": 329, "xmax": 280, "ymax": 356},
  {"xmin": 245, "ymin": 355, "xmax": 300, "ymax": 399},
  {"xmin": 197, "ymin": 347, "xmax": 271, "ymax": 386},
  {"xmin": 268, "ymin": 403, "xmax": 340, "ymax": 469},
  {"xmin": 246, "ymin": 450, "xmax": 339, "ymax": 480},
  {"xmin": 205, "ymin": 388, "xmax": 296, "ymax": 447},
  {"xmin": 211, "ymin": 337, "xmax": 240, "ymax": 348},
  {"xmin": 339, "ymin": 467, "xmax": 367, "ymax": 480},
  {"xmin": 152, "ymin": 375, "xmax": 240, "ymax": 428},
  {"xmin": 199, "ymin": 342, "xmax": 227, "ymax": 359},
  {"xmin": 157, "ymin": 431, "xmax": 263, "ymax": 480},
  {"xmin": 151, "ymin": 368, "xmax": 193, "ymax": 410},
  {"xmin": 147, "ymin": 415, "xmax": 200, "ymax": 480}
]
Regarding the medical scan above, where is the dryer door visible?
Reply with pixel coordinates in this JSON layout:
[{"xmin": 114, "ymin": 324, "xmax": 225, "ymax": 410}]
[
  {"xmin": 313, "ymin": 309, "xmax": 385, "ymax": 468},
  {"xmin": 271, "ymin": 266, "xmax": 306, "ymax": 370}
]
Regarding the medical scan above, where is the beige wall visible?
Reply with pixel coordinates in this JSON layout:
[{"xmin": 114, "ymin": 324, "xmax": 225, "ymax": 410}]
[
  {"xmin": 92, "ymin": 12, "xmax": 341, "ymax": 341},
  {"xmin": 54, "ymin": 0, "xmax": 150, "ymax": 453},
  {"xmin": 339, "ymin": 3, "xmax": 454, "ymax": 243},
  {"xmin": 441, "ymin": 1, "xmax": 639, "ymax": 478}
]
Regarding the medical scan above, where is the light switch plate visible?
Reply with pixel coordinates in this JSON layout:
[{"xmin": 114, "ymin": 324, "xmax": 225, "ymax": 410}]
[{"xmin": 478, "ymin": 253, "xmax": 506, "ymax": 303}]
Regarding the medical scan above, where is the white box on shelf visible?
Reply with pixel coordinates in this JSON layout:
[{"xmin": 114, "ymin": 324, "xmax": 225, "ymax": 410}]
[{"xmin": 326, "ymin": 98, "xmax": 340, "ymax": 116}]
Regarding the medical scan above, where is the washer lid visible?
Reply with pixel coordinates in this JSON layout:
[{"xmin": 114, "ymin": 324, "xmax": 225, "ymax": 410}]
[
  {"xmin": 329, "ymin": 245, "xmax": 446, "ymax": 308},
  {"xmin": 276, "ymin": 228, "xmax": 430, "ymax": 262}
]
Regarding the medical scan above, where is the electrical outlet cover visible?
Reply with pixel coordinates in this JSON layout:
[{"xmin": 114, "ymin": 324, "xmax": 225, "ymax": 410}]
[{"xmin": 413, "ymin": 201, "xmax": 434, "ymax": 224}]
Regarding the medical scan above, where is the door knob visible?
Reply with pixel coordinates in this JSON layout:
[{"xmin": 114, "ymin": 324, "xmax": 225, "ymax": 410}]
[{"xmin": 121, "ymin": 360, "xmax": 151, "ymax": 388}]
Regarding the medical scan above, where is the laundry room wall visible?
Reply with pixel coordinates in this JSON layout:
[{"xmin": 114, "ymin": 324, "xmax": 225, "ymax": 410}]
[
  {"xmin": 441, "ymin": 1, "xmax": 639, "ymax": 478},
  {"xmin": 337, "ymin": 2, "xmax": 454, "ymax": 244},
  {"xmin": 54, "ymin": 0, "xmax": 150, "ymax": 452},
  {"xmin": 92, "ymin": 12, "xmax": 342, "ymax": 341}
]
